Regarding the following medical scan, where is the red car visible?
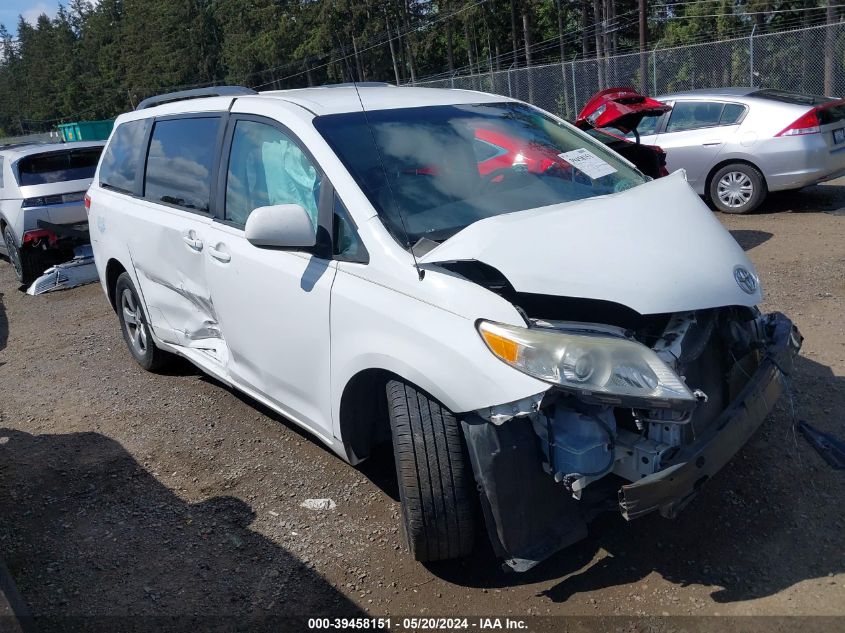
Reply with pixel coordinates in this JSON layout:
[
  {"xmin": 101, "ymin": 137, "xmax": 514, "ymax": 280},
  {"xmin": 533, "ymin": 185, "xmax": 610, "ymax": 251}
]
[
  {"xmin": 576, "ymin": 87, "xmax": 672, "ymax": 178},
  {"xmin": 469, "ymin": 87, "xmax": 671, "ymax": 181}
]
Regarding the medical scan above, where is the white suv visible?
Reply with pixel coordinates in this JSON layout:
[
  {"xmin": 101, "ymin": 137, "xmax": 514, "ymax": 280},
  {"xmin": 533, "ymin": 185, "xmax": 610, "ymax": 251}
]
[
  {"xmin": 1, "ymin": 141, "xmax": 104, "ymax": 285},
  {"xmin": 88, "ymin": 85, "xmax": 800, "ymax": 572}
]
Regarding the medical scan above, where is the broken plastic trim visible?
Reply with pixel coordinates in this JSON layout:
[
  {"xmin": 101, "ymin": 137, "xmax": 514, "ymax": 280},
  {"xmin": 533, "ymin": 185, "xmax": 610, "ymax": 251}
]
[
  {"xmin": 26, "ymin": 244, "xmax": 99, "ymax": 296},
  {"xmin": 461, "ymin": 413, "xmax": 587, "ymax": 572},
  {"xmin": 618, "ymin": 312, "xmax": 801, "ymax": 519}
]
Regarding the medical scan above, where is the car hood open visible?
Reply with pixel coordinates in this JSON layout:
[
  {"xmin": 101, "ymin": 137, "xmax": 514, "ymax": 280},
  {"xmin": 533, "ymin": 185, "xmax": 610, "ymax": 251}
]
[
  {"xmin": 418, "ymin": 171, "xmax": 762, "ymax": 315},
  {"xmin": 576, "ymin": 87, "xmax": 671, "ymax": 133}
]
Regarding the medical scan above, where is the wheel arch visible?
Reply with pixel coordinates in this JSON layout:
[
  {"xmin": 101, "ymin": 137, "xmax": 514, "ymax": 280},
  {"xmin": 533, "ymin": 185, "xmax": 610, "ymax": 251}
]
[
  {"xmin": 338, "ymin": 368, "xmax": 394, "ymax": 464},
  {"xmin": 337, "ymin": 361, "xmax": 482, "ymax": 465},
  {"xmin": 105, "ymin": 258, "xmax": 128, "ymax": 312},
  {"xmin": 704, "ymin": 157, "xmax": 768, "ymax": 201}
]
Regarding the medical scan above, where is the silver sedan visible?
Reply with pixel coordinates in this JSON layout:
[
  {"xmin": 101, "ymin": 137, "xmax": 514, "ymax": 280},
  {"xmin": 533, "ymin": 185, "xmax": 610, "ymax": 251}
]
[{"xmin": 636, "ymin": 88, "xmax": 845, "ymax": 213}]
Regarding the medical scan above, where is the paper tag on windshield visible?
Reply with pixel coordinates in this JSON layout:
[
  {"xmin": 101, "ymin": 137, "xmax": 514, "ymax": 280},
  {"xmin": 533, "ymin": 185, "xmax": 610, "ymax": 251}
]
[{"xmin": 558, "ymin": 148, "xmax": 617, "ymax": 179}]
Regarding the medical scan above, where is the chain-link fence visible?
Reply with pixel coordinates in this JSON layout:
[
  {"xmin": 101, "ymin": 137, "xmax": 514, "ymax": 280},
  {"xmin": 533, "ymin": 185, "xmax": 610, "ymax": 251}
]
[{"xmin": 416, "ymin": 22, "xmax": 845, "ymax": 119}]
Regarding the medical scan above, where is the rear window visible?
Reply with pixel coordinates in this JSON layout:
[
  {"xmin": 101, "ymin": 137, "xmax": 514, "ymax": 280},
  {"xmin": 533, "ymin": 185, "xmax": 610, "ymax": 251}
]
[
  {"xmin": 144, "ymin": 117, "xmax": 219, "ymax": 213},
  {"xmin": 750, "ymin": 89, "xmax": 833, "ymax": 106},
  {"xmin": 100, "ymin": 119, "xmax": 150, "ymax": 194},
  {"xmin": 17, "ymin": 147, "xmax": 102, "ymax": 186}
]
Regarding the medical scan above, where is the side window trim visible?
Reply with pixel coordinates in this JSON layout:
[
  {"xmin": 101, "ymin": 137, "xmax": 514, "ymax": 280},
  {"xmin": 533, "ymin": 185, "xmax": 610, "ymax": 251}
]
[
  {"xmin": 134, "ymin": 118, "xmax": 154, "ymax": 198},
  {"xmin": 215, "ymin": 113, "xmax": 333, "ymax": 258},
  {"xmin": 330, "ymin": 183, "xmax": 369, "ymax": 264},
  {"xmin": 141, "ymin": 112, "xmax": 225, "ymax": 216}
]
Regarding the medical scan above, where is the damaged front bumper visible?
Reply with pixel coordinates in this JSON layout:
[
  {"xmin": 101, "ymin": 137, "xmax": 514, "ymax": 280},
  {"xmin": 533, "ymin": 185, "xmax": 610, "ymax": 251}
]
[
  {"xmin": 461, "ymin": 311, "xmax": 801, "ymax": 572},
  {"xmin": 619, "ymin": 311, "xmax": 801, "ymax": 519}
]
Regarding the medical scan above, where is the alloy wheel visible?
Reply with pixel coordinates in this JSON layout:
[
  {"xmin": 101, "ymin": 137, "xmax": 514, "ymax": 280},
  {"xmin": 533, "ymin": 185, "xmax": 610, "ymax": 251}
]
[{"xmin": 121, "ymin": 287, "xmax": 148, "ymax": 355}]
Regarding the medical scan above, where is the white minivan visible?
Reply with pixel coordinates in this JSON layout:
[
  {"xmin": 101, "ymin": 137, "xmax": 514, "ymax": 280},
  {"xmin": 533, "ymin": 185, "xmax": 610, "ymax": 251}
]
[{"xmin": 88, "ymin": 85, "xmax": 800, "ymax": 572}]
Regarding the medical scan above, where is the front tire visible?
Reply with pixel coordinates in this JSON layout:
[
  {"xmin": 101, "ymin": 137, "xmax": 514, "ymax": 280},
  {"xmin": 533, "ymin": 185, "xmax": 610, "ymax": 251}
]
[
  {"xmin": 115, "ymin": 272, "xmax": 170, "ymax": 371},
  {"xmin": 386, "ymin": 379, "xmax": 475, "ymax": 562},
  {"xmin": 3, "ymin": 225, "xmax": 42, "ymax": 286},
  {"xmin": 709, "ymin": 163, "xmax": 766, "ymax": 214}
]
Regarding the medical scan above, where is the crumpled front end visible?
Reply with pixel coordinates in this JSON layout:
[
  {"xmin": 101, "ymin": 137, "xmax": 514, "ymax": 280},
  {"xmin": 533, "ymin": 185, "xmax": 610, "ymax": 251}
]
[{"xmin": 461, "ymin": 309, "xmax": 801, "ymax": 572}]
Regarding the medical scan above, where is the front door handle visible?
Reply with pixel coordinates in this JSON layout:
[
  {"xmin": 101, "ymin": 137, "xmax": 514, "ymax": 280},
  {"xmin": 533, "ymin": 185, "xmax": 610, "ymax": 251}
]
[
  {"xmin": 702, "ymin": 141, "xmax": 723, "ymax": 146},
  {"xmin": 182, "ymin": 235, "xmax": 203, "ymax": 251},
  {"xmin": 208, "ymin": 245, "xmax": 231, "ymax": 263}
]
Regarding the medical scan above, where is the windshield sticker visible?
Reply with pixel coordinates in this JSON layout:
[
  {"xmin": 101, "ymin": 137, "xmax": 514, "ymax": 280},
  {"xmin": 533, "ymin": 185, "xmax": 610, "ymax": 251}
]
[{"xmin": 558, "ymin": 148, "xmax": 617, "ymax": 179}]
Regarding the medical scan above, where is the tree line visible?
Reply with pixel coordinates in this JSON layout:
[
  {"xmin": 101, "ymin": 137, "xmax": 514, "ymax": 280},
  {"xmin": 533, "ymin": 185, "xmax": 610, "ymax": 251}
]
[{"xmin": 0, "ymin": 0, "xmax": 839, "ymax": 136}]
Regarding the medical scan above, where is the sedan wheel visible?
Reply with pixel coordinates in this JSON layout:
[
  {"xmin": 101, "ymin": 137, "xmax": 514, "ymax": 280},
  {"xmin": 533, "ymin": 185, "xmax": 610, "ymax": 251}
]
[
  {"xmin": 717, "ymin": 171, "xmax": 753, "ymax": 209},
  {"xmin": 709, "ymin": 163, "xmax": 766, "ymax": 214}
]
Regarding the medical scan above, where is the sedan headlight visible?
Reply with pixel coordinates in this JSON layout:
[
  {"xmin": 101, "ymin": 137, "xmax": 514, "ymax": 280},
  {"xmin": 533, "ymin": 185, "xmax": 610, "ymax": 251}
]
[{"xmin": 478, "ymin": 320, "xmax": 695, "ymax": 403}]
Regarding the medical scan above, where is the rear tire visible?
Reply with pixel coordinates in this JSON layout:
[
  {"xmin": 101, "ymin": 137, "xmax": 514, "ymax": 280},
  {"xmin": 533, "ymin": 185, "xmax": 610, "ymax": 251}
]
[
  {"xmin": 386, "ymin": 379, "xmax": 475, "ymax": 562},
  {"xmin": 3, "ymin": 225, "xmax": 43, "ymax": 286},
  {"xmin": 709, "ymin": 163, "xmax": 766, "ymax": 214},
  {"xmin": 115, "ymin": 272, "xmax": 170, "ymax": 371}
]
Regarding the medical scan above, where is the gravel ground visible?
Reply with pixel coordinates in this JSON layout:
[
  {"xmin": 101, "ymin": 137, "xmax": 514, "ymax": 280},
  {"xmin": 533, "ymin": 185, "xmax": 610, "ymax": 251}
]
[{"xmin": 1, "ymin": 182, "xmax": 844, "ymax": 629}]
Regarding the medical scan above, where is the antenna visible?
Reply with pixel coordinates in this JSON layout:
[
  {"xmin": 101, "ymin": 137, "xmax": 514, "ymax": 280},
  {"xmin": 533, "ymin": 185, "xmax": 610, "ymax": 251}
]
[{"xmin": 334, "ymin": 35, "xmax": 425, "ymax": 281}]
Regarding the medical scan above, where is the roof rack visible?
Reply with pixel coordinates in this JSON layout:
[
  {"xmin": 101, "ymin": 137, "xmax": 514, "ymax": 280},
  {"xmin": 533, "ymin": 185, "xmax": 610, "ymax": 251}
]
[
  {"xmin": 136, "ymin": 86, "xmax": 257, "ymax": 110},
  {"xmin": 318, "ymin": 82, "xmax": 394, "ymax": 89}
]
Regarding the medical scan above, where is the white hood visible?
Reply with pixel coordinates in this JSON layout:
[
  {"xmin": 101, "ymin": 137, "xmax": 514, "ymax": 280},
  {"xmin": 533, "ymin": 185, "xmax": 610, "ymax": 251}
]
[{"xmin": 419, "ymin": 171, "xmax": 762, "ymax": 315}]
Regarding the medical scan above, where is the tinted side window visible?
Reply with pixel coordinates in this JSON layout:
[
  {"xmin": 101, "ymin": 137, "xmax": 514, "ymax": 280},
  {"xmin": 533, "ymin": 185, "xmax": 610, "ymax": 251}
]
[
  {"xmin": 100, "ymin": 120, "xmax": 149, "ymax": 193},
  {"xmin": 666, "ymin": 101, "xmax": 723, "ymax": 132},
  {"xmin": 720, "ymin": 103, "xmax": 746, "ymax": 125},
  {"xmin": 0, "ymin": 156, "xmax": 4, "ymax": 189},
  {"xmin": 144, "ymin": 117, "xmax": 219, "ymax": 212},
  {"xmin": 225, "ymin": 120, "xmax": 322, "ymax": 229}
]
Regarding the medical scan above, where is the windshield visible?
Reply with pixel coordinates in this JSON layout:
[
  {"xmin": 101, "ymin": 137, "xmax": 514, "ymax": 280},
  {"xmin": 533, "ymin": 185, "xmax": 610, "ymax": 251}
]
[
  {"xmin": 314, "ymin": 102, "xmax": 647, "ymax": 244},
  {"xmin": 16, "ymin": 147, "xmax": 102, "ymax": 186}
]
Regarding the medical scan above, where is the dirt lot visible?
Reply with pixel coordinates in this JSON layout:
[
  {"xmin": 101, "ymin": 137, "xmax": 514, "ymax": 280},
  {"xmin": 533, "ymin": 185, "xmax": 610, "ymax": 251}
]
[{"xmin": 1, "ymin": 182, "xmax": 844, "ymax": 630}]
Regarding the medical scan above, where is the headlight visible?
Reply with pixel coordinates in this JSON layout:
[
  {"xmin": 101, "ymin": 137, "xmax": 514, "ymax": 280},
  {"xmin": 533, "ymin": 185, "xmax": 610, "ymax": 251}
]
[{"xmin": 478, "ymin": 320, "xmax": 694, "ymax": 404}]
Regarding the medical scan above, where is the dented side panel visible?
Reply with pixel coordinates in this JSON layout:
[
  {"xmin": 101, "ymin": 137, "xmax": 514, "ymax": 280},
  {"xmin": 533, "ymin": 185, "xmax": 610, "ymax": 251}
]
[{"xmin": 121, "ymin": 197, "xmax": 221, "ymax": 350}]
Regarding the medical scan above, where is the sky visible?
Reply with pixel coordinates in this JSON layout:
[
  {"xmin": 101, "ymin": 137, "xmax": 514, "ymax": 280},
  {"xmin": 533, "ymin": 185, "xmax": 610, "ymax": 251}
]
[{"xmin": 0, "ymin": 1, "xmax": 101, "ymax": 33}]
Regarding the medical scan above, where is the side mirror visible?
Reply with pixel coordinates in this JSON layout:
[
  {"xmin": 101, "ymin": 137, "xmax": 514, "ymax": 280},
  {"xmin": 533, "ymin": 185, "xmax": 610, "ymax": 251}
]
[{"xmin": 245, "ymin": 204, "xmax": 316, "ymax": 249}]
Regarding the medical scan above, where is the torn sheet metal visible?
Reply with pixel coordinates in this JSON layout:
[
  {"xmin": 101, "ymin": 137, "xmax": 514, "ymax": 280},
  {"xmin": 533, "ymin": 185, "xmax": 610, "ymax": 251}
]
[
  {"xmin": 135, "ymin": 265, "xmax": 222, "ymax": 343},
  {"xmin": 26, "ymin": 245, "xmax": 99, "ymax": 295}
]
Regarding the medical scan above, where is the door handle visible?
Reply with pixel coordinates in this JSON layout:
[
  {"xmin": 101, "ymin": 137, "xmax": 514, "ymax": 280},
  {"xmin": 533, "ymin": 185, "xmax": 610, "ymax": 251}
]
[
  {"xmin": 208, "ymin": 245, "xmax": 231, "ymax": 263},
  {"xmin": 702, "ymin": 141, "xmax": 723, "ymax": 146},
  {"xmin": 182, "ymin": 235, "xmax": 203, "ymax": 251}
]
